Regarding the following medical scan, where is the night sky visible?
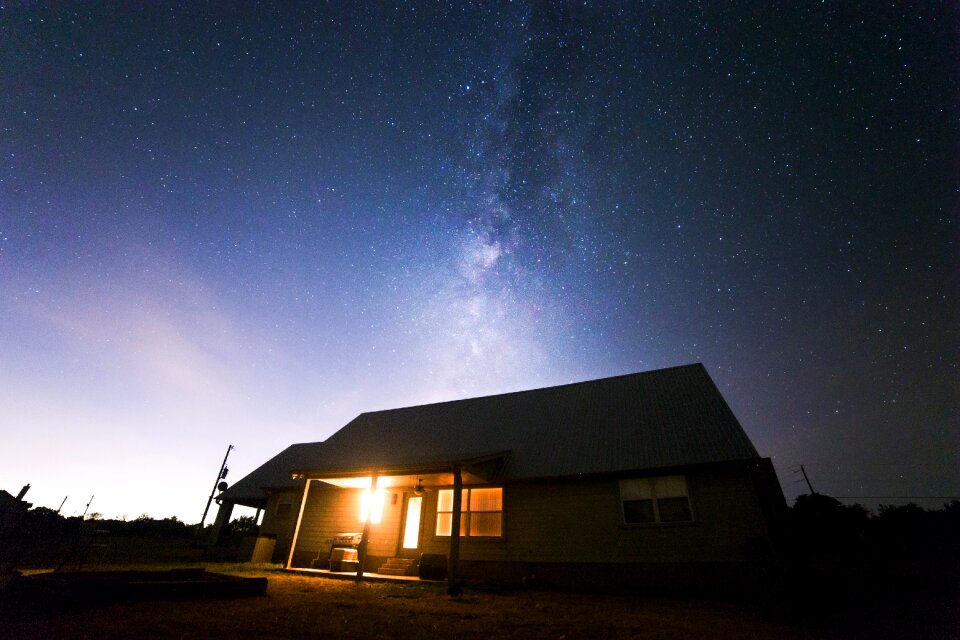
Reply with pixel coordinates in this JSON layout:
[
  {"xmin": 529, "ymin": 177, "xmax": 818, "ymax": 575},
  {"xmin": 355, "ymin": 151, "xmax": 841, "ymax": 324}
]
[{"xmin": 1, "ymin": 2, "xmax": 957, "ymax": 521}]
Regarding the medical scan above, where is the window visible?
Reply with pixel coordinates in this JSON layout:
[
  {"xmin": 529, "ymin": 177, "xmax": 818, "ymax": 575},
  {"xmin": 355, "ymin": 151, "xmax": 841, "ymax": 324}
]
[
  {"xmin": 436, "ymin": 487, "xmax": 503, "ymax": 537},
  {"xmin": 619, "ymin": 476, "xmax": 692, "ymax": 524}
]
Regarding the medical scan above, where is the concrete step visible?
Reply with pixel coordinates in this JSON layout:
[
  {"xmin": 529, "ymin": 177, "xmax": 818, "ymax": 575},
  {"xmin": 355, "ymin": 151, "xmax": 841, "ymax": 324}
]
[
  {"xmin": 377, "ymin": 557, "xmax": 417, "ymax": 575},
  {"xmin": 382, "ymin": 557, "xmax": 415, "ymax": 565}
]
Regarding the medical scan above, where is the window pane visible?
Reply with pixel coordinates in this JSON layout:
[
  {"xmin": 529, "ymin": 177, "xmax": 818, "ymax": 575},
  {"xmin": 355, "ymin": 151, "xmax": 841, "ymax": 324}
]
[
  {"xmin": 619, "ymin": 478, "xmax": 653, "ymax": 501},
  {"xmin": 437, "ymin": 489, "xmax": 468, "ymax": 512},
  {"xmin": 435, "ymin": 512, "xmax": 451, "ymax": 536},
  {"xmin": 653, "ymin": 475, "xmax": 688, "ymax": 498},
  {"xmin": 437, "ymin": 489, "xmax": 453, "ymax": 513},
  {"xmin": 658, "ymin": 497, "xmax": 693, "ymax": 522},
  {"xmin": 469, "ymin": 512, "xmax": 502, "ymax": 537},
  {"xmin": 623, "ymin": 499, "xmax": 656, "ymax": 523},
  {"xmin": 435, "ymin": 512, "xmax": 467, "ymax": 536},
  {"xmin": 470, "ymin": 487, "xmax": 502, "ymax": 512}
]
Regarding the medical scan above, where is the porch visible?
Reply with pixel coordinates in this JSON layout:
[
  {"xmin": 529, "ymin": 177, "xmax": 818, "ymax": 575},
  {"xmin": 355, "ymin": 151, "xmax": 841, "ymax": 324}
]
[
  {"xmin": 286, "ymin": 566, "xmax": 437, "ymax": 584},
  {"xmin": 284, "ymin": 453, "xmax": 507, "ymax": 589}
]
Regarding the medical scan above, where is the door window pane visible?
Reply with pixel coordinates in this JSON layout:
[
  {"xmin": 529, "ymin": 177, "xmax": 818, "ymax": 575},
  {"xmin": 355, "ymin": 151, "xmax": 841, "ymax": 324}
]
[{"xmin": 402, "ymin": 496, "xmax": 422, "ymax": 549}]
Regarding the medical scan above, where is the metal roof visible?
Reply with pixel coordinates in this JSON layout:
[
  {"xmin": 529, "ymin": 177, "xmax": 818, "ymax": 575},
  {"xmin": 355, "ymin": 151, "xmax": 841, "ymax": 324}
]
[
  {"xmin": 217, "ymin": 441, "xmax": 325, "ymax": 508},
  {"xmin": 221, "ymin": 363, "xmax": 760, "ymax": 504}
]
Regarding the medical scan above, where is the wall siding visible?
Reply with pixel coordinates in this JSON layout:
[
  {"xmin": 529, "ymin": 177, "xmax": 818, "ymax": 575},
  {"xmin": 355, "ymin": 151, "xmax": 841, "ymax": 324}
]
[
  {"xmin": 289, "ymin": 482, "xmax": 405, "ymax": 567},
  {"xmin": 283, "ymin": 466, "xmax": 775, "ymax": 583},
  {"xmin": 255, "ymin": 488, "xmax": 302, "ymax": 564},
  {"xmin": 419, "ymin": 467, "xmax": 770, "ymax": 565}
]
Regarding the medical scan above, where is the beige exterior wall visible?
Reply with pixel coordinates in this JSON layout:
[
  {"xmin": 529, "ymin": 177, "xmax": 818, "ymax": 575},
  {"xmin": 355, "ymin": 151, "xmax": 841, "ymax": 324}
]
[
  {"xmin": 256, "ymin": 488, "xmax": 302, "ymax": 564},
  {"xmin": 287, "ymin": 466, "xmax": 772, "ymax": 571},
  {"xmin": 289, "ymin": 482, "xmax": 408, "ymax": 567},
  {"xmin": 421, "ymin": 466, "xmax": 769, "ymax": 565}
]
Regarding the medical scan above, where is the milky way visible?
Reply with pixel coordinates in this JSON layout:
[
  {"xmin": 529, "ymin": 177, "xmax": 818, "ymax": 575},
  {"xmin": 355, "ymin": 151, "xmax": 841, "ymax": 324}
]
[{"xmin": 0, "ymin": 2, "xmax": 956, "ymax": 519}]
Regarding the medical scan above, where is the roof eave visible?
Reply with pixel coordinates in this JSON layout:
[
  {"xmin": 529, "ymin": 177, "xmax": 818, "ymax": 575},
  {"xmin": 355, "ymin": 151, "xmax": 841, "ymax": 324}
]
[
  {"xmin": 501, "ymin": 456, "xmax": 768, "ymax": 485},
  {"xmin": 292, "ymin": 450, "xmax": 511, "ymax": 480}
]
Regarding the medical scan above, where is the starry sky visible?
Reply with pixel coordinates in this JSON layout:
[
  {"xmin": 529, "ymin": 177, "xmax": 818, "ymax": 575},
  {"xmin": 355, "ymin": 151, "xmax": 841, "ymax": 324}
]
[{"xmin": 1, "ymin": 2, "xmax": 957, "ymax": 521}]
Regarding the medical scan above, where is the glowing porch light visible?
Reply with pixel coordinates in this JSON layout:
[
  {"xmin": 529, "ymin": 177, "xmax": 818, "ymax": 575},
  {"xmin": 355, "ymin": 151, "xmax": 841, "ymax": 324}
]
[{"xmin": 360, "ymin": 489, "xmax": 386, "ymax": 524}]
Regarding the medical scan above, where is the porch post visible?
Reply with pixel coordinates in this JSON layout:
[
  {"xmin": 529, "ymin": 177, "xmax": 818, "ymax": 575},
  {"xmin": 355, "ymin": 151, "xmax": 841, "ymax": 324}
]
[
  {"xmin": 286, "ymin": 478, "xmax": 312, "ymax": 569},
  {"xmin": 357, "ymin": 471, "xmax": 378, "ymax": 578},
  {"xmin": 448, "ymin": 464, "xmax": 462, "ymax": 591}
]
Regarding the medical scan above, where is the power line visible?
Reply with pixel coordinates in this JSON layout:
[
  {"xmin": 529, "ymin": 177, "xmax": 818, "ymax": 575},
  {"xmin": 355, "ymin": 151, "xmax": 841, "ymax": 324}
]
[
  {"xmin": 832, "ymin": 496, "xmax": 959, "ymax": 500},
  {"xmin": 791, "ymin": 495, "xmax": 959, "ymax": 501},
  {"xmin": 800, "ymin": 465, "xmax": 815, "ymax": 494}
]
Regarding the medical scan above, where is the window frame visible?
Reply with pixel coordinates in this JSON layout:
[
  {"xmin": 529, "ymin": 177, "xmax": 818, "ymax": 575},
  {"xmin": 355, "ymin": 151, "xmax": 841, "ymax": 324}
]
[
  {"xmin": 618, "ymin": 475, "xmax": 695, "ymax": 526},
  {"xmin": 434, "ymin": 485, "xmax": 505, "ymax": 540}
]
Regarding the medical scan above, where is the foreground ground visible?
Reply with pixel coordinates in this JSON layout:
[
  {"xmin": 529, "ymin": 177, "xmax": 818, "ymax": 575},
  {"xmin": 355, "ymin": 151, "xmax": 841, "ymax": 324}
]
[{"xmin": 1, "ymin": 564, "xmax": 957, "ymax": 639}]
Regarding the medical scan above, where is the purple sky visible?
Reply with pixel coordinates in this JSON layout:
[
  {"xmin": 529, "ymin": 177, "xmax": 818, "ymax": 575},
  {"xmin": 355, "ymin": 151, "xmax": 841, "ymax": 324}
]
[{"xmin": 1, "ymin": 2, "xmax": 957, "ymax": 521}]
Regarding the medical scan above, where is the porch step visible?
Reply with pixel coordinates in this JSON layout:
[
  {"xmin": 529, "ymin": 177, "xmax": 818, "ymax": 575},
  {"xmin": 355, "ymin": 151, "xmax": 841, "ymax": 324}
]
[{"xmin": 377, "ymin": 557, "xmax": 417, "ymax": 576}]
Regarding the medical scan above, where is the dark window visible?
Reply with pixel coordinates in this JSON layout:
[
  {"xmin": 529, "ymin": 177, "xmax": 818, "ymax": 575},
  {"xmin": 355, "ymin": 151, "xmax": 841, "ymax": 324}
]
[
  {"xmin": 619, "ymin": 476, "xmax": 693, "ymax": 524},
  {"xmin": 622, "ymin": 498, "xmax": 656, "ymax": 524},
  {"xmin": 657, "ymin": 496, "xmax": 693, "ymax": 522}
]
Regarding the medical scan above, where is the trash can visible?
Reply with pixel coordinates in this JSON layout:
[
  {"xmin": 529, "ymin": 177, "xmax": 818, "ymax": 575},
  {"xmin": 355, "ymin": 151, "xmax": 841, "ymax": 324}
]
[
  {"xmin": 250, "ymin": 535, "xmax": 276, "ymax": 563},
  {"xmin": 418, "ymin": 553, "xmax": 447, "ymax": 580}
]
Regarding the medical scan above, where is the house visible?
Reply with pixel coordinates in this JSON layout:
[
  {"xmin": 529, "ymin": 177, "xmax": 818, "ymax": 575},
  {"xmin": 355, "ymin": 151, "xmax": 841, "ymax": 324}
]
[{"xmin": 217, "ymin": 363, "xmax": 786, "ymax": 590}]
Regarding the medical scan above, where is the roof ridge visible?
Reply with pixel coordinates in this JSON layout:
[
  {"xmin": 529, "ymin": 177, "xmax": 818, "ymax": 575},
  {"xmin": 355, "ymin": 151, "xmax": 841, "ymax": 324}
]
[{"xmin": 356, "ymin": 362, "xmax": 707, "ymax": 416}]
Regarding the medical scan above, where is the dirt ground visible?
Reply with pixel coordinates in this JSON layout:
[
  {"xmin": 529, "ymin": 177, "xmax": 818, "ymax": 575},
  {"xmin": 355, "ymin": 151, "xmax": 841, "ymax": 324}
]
[{"xmin": 1, "ymin": 565, "xmax": 956, "ymax": 640}]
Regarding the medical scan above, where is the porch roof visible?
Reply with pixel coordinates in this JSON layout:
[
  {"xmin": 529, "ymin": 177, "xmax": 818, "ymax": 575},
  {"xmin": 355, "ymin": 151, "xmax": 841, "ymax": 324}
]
[
  {"xmin": 292, "ymin": 449, "xmax": 508, "ymax": 480},
  {"xmin": 217, "ymin": 441, "xmax": 326, "ymax": 508}
]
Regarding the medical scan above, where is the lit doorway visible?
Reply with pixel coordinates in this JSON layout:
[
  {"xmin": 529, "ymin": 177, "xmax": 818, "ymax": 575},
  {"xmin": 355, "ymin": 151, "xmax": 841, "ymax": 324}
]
[{"xmin": 400, "ymin": 495, "xmax": 423, "ymax": 556}]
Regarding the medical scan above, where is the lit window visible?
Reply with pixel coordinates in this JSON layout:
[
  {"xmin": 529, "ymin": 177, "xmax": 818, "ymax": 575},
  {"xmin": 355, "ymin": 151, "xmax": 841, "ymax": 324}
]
[
  {"xmin": 619, "ymin": 476, "xmax": 692, "ymax": 524},
  {"xmin": 436, "ymin": 487, "xmax": 502, "ymax": 537}
]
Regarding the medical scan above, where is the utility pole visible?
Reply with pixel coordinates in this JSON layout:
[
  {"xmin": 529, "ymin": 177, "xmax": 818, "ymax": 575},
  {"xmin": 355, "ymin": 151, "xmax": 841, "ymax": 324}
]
[
  {"xmin": 197, "ymin": 444, "xmax": 233, "ymax": 538},
  {"xmin": 800, "ymin": 465, "xmax": 815, "ymax": 495},
  {"xmin": 81, "ymin": 495, "xmax": 94, "ymax": 519}
]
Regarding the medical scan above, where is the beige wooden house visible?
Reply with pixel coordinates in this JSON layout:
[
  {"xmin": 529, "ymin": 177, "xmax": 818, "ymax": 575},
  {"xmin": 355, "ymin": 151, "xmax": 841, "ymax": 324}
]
[{"xmin": 217, "ymin": 363, "xmax": 786, "ymax": 590}]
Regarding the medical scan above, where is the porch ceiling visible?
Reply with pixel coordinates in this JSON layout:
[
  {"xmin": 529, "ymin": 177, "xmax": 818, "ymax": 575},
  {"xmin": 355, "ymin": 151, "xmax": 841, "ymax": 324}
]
[
  {"xmin": 292, "ymin": 450, "xmax": 509, "ymax": 487},
  {"xmin": 313, "ymin": 469, "xmax": 487, "ymax": 489}
]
